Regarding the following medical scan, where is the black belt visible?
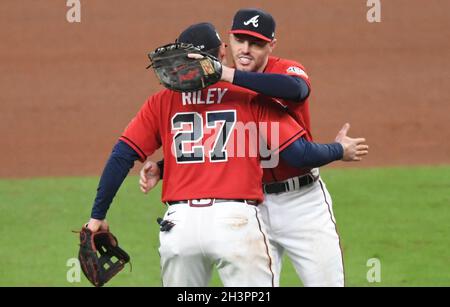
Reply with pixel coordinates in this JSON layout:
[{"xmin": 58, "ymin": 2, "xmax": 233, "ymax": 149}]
[
  {"xmin": 167, "ymin": 199, "xmax": 258, "ymax": 207},
  {"xmin": 263, "ymin": 173, "xmax": 318, "ymax": 194}
]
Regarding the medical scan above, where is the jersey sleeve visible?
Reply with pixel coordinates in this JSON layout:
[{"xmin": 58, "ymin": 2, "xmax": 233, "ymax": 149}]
[
  {"xmin": 119, "ymin": 95, "xmax": 162, "ymax": 162},
  {"xmin": 253, "ymin": 95, "xmax": 306, "ymax": 154},
  {"xmin": 279, "ymin": 60, "xmax": 311, "ymax": 89}
]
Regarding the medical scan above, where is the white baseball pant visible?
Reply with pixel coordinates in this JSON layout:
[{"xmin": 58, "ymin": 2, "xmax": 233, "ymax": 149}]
[
  {"xmin": 158, "ymin": 200, "xmax": 275, "ymax": 287},
  {"xmin": 259, "ymin": 176, "xmax": 345, "ymax": 287}
]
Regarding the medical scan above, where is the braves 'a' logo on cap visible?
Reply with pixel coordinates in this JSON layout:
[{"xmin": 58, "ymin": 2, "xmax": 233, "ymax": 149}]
[{"xmin": 243, "ymin": 15, "xmax": 260, "ymax": 28}]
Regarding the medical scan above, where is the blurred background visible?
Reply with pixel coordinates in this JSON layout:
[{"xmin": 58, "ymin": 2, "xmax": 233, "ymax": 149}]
[{"xmin": 0, "ymin": 0, "xmax": 449, "ymax": 286}]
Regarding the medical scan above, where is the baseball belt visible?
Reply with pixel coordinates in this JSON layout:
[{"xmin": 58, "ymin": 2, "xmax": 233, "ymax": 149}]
[
  {"xmin": 263, "ymin": 169, "xmax": 320, "ymax": 194},
  {"xmin": 167, "ymin": 199, "xmax": 259, "ymax": 207}
]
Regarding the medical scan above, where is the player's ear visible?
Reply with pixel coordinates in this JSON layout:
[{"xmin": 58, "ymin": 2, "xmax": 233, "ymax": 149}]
[
  {"xmin": 219, "ymin": 42, "xmax": 227, "ymax": 62},
  {"xmin": 269, "ymin": 39, "xmax": 277, "ymax": 52}
]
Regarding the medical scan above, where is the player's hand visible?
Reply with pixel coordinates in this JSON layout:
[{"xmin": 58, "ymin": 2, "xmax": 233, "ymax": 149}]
[
  {"xmin": 139, "ymin": 160, "xmax": 161, "ymax": 194},
  {"xmin": 335, "ymin": 123, "xmax": 369, "ymax": 162},
  {"xmin": 86, "ymin": 218, "xmax": 109, "ymax": 233},
  {"xmin": 188, "ymin": 53, "xmax": 234, "ymax": 82}
]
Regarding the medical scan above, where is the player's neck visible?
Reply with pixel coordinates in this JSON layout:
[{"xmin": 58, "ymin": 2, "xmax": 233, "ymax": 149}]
[{"xmin": 258, "ymin": 57, "xmax": 270, "ymax": 73}]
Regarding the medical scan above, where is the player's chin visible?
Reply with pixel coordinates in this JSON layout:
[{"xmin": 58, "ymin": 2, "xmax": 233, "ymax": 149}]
[{"xmin": 235, "ymin": 63, "xmax": 254, "ymax": 72}]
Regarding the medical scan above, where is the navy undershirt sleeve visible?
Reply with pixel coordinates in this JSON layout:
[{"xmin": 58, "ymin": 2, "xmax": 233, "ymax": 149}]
[
  {"xmin": 280, "ymin": 137, "xmax": 344, "ymax": 168},
  {"xmin": 233, "ymin": 70, "xmax": 310, "ymax": 102},
  {"xmin": 90, "ymin": 140, "xmax": 140, "ymax": 220},
  {"xmin": 157, "ymin": 159, "xmax": 164, "ymax": 180}
]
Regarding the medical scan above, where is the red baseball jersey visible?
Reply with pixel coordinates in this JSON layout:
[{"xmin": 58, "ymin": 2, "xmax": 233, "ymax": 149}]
[
  {"xmin": 120, "ymin": 82, "xmax": 305, "ymax": 203},
  {"xmin": 262, "ymin": 56, "xmax": 314, "ymax": 183}
]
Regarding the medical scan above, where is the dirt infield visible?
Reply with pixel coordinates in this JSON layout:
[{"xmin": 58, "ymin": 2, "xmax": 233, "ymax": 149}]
[{"xmin": 1, "ymin": 0, "xmax": 449, "ymax": 178}]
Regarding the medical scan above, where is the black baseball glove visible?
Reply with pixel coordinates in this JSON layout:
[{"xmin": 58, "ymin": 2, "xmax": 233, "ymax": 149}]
[
  {"xmin": 77, "ymin": 227, "xmax": 130, "ymax": 287},
  {"xmin": 147, "ymin": 42, "xmax": 222, "ymax": 92}
]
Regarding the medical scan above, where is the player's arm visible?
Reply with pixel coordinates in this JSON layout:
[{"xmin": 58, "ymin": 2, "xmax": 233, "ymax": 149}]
[
  {"xmin": 222, "ymin": 66, "xmax": 310, "ymax": 102},
  {"xmin": 88, "ymin": 140, "xmax": 141, "ymax": 231},
  {"xmin": 88, "ymin": 94, "xmax": 162, "ymax": 230},
  {"xmin": 280, "ymin": 138, "xmax": 343, "ymax": 168},
  {"xmin": 279, "ymin": 123, "xmax": 369, "ymax": 168}
]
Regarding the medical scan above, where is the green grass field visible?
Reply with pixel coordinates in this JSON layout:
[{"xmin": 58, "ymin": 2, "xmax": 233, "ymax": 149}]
[{"xmin": 1, "ymin": 166, "xmax": 449, "ymax": 286}]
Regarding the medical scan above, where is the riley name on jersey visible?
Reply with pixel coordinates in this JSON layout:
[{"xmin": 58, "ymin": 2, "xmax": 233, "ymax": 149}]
[{"xmin": 182, "ymin": 88, "xmax": 229, "ymax": 106}]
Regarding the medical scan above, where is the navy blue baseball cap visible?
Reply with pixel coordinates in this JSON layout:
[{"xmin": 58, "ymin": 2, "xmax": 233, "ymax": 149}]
[
  {"xmin": 178, "ymin": 22, "xmax": 222, "ymax": 52},
  {"xmin": 230, "ymin": 8, "xmax": 276, "ymax": 42}
]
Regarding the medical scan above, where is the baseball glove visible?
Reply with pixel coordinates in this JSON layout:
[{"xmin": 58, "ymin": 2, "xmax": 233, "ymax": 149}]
[
  {"xmin": 147, "ymin": 42, "xmax": 222, "ymax": 92},
  {"xmin": 77, "ymin": 226, "xmax": 130, "ymax": 287}
]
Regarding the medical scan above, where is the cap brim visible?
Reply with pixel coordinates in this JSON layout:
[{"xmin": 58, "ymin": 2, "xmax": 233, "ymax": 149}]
[{"xmin": 229, "ymin": 30, "xmax": 272, "ymax": 42}]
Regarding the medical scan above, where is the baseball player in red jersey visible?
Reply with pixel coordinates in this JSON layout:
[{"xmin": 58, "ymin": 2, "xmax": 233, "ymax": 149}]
[
  {"xmin": 122, "ymin": 85, "xmax": 303, "ymax": 287},
  {"xmin": 141, "ymin": 11, "xmax": 369, "ymax": 287},
  {"xmin": 224, "ymin": 8, "xmax": 352, "ymax": 286},
  {"xmin": 86, "ymin": 22, "xmax": 365, "ymax": 287}
]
